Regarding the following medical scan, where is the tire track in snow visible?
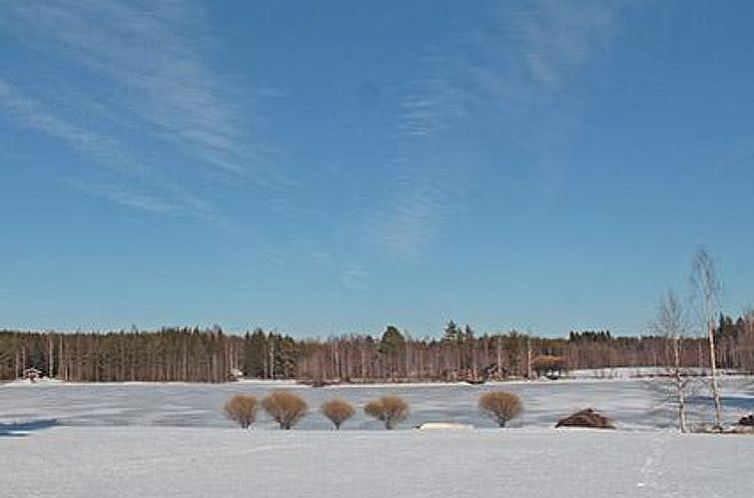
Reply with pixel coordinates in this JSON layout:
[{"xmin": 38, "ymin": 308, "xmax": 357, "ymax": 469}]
[{"xmin": 635, "ymin": 434, "xmax": 672, "ymax": 496}]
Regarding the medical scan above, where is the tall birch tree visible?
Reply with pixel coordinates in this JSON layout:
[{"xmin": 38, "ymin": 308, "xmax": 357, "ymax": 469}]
[{"xmin": 691, "ymin": 248, "xmax": 723, "ymax": 429}]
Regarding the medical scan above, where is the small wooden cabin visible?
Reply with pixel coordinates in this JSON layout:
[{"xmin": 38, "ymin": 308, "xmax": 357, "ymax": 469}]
[
  {"xmin": 531, "ymin": 355, "xmax": 567, "ymax": 379},
  {"xmin": 23, "ymin": 367, "xmax": 42, "ymax": 383}
]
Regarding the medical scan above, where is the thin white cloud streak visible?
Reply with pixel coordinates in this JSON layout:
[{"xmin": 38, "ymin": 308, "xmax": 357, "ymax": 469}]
[
  {"xmin": 470, "ymin": 0, "xmax": 620, "ymax": 108},
  {"xmin": 395, "ymin": 77, "xmax": 468, "ymax": 139},
  {"xmin": 340, "ymin": 265, "xmax": 367, "ymax": 290},
  {"xmin": 0, "ymin": 78, "xmax": 236, "ymax": 232},
  {"xmin": 0, "ymin": 0, "xmax": 292, "ymax": 269},
  {"xmin": 0, "ymin": 79, "xmax": 141, "ymax": 178},
  {"xmin": 470, "ymin": 0, "xmax": 624, "ymax": 206},
  {"xmin": 374, "ymin": 0, "xmax": 626, "ymax": 258},
  {"xmin": 2, "ymin": 0, "xmax": 261, "ymax": 179},
  {"xmin": 373, "ymin": 59, "xmax": 469, "ymax": 258},
  {"xmin": 68, "ymin": 181, "xmax": 180, "ymax": 214},
  {"xmin": 0, "ymin": 0, "xmax": 287, "ymax": 235},
  {"xmin": 373, "ymin": 178, "xmax": 448, "ymax": 259}
]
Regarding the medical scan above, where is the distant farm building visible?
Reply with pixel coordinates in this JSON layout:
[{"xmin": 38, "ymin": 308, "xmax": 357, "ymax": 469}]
[
  {"xmin": 23, "ymin": 367, "xmax": 42, "ymax": 382},
  {"xmin": 531, "ymin": 355, "xmax": 567, "ymax": 379}
]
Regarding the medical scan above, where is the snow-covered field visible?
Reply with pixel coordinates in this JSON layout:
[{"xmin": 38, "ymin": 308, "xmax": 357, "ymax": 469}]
[
  {"xmin": 2, "ymin": 378, "xmax": 753, "ymax": 497},
  {"xmin": 3, "ymin": 426, "xmax": 754, "ymax": 497},
  {"xmin": 2, "ymin": 377, "xmax": 753, "ymax": 430}
]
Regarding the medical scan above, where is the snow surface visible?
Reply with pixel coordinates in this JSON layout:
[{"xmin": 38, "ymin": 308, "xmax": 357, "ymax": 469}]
[
  {"xmin": 2, "ymin": 379, "xmax": 753, "ymax": 497},
  {"xmin": 2, "ymin": 427, "xmax": 753, "ymax": 497},
  {"xmin": 2, "ymin": 377, "xmax": 752, "ymax": 430},
  {"xmin": 568, "ymin": 367, "xmax": 741, "ymax": 379}
]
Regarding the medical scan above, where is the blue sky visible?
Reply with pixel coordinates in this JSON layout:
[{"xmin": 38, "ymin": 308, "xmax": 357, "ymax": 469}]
[{"xmin": 2, "ymin": 0, "xmax": 753, "ymax": 337}]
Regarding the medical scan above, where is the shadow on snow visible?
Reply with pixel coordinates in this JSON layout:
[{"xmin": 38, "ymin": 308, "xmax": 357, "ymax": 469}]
[{"xmin": 0, "ymin": 418, "xmax": 59, "ymax": 438}]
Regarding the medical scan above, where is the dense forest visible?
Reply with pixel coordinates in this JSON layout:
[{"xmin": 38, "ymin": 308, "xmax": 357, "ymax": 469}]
[{"xmin": 1, "ymin": 314, "xmax": 753, "ymax": 383}]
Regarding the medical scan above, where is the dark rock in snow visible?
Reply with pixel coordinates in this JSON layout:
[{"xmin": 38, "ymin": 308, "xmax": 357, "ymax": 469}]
[
  {"xmin": 555, "ymin": 408, "xmax": 616, "ymax": 429},
  {"xmin": 737, "ymin": 414, "xmax": 754, "ymax": 427}
]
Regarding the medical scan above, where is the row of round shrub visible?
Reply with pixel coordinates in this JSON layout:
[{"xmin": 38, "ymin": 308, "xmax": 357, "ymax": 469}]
[{"xmin": 224, "ymin": 390, "xmax": 524, "ymax": 430}]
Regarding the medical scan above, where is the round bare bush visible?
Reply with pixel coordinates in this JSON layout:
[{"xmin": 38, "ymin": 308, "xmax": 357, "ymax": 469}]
[
  {"xmin": 262, "ymin": 391, "xmax": 308, "ymax": 430},
  {"xmin": 224, "ymin": 394, "xmax": 258, "ymax": 429},
  {"xmin": 479, "ymin": 391, "xmax": 523, "ymax": 428},
  {"xmin": 320, "ymin": 398, "xmax": 355, "ymax": 430},
  {"xmin": 364, "ymin": 395, "xmax": 409, "ymax": 430}
]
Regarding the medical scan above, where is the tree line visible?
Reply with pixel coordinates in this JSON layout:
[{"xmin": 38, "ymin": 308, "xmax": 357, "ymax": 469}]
[{"xmin": 1, "ymin": 313, "xmax": 752, "ymax": 383}]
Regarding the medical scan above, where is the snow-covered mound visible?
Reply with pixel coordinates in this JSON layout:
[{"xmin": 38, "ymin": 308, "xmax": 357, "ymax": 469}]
[{"xmin": 568, "ymin": 367, "xmax": 742, "ymax": 379}]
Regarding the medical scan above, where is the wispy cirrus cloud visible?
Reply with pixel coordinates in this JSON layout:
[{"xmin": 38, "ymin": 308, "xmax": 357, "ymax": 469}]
[
  {"xmin": 0, "ymin": 79, "xmax": 142, "ymax": 178},
  {"xmin": 395, "ymin": 75, "xmax": 468, "ymax": 140},
  {"xmin": 0, "ymin": 0, "xmax": 284, "ymax": 234},
  {"xmin": 371, "ymin": 58, "xmax": 469, "ymax": 258},
  {"xmin": 68, "ymin": 180, "xmax": 180, "ymax": 214},
  {"xmin": 373, "ymin": 0, "xmax": 627, "ymax": 258},
  {"xmin": 372, "ymin": 175, "xmax": 449, "ymax": 259},
  {"xmin": 470, "ymin": 0, "xmax": 621, "ymax": 108},
  {"xmin": 0, "ymin": 78, "xmax": 235, "ymax": 231},
  {"xmin": 340, "ymin": 264, "xmax": 368, "ymax": 290},
  {"xmin": 2, "ymin": 0, "xmax": 262, "ymax": 179}
]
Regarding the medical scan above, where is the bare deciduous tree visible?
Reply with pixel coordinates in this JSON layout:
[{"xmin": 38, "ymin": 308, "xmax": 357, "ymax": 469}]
[
  {"xmin": 262, "ymin": 391, "xmax": 308, "ymax": 430},
  {"xmin": 653, "ymin": 290, "xmax": 690, "ymax": 433},
  {"xmin": 478, "ymin": 391, "xmax": 523, "ymax": 427},
  {"xmin": 364, "ymin": 395, "xmax": 409, "ymax": 429},
  {"xmin": 691, "ymin": 248, "xmax": 723, "ymax": 429},
  {"xmin": 224, "ymin": 394, "xmax": 258, "ymax": 429},
  {"xmin": 320, "ymin": 398, "xmax": 355, "ymax": 430}
]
